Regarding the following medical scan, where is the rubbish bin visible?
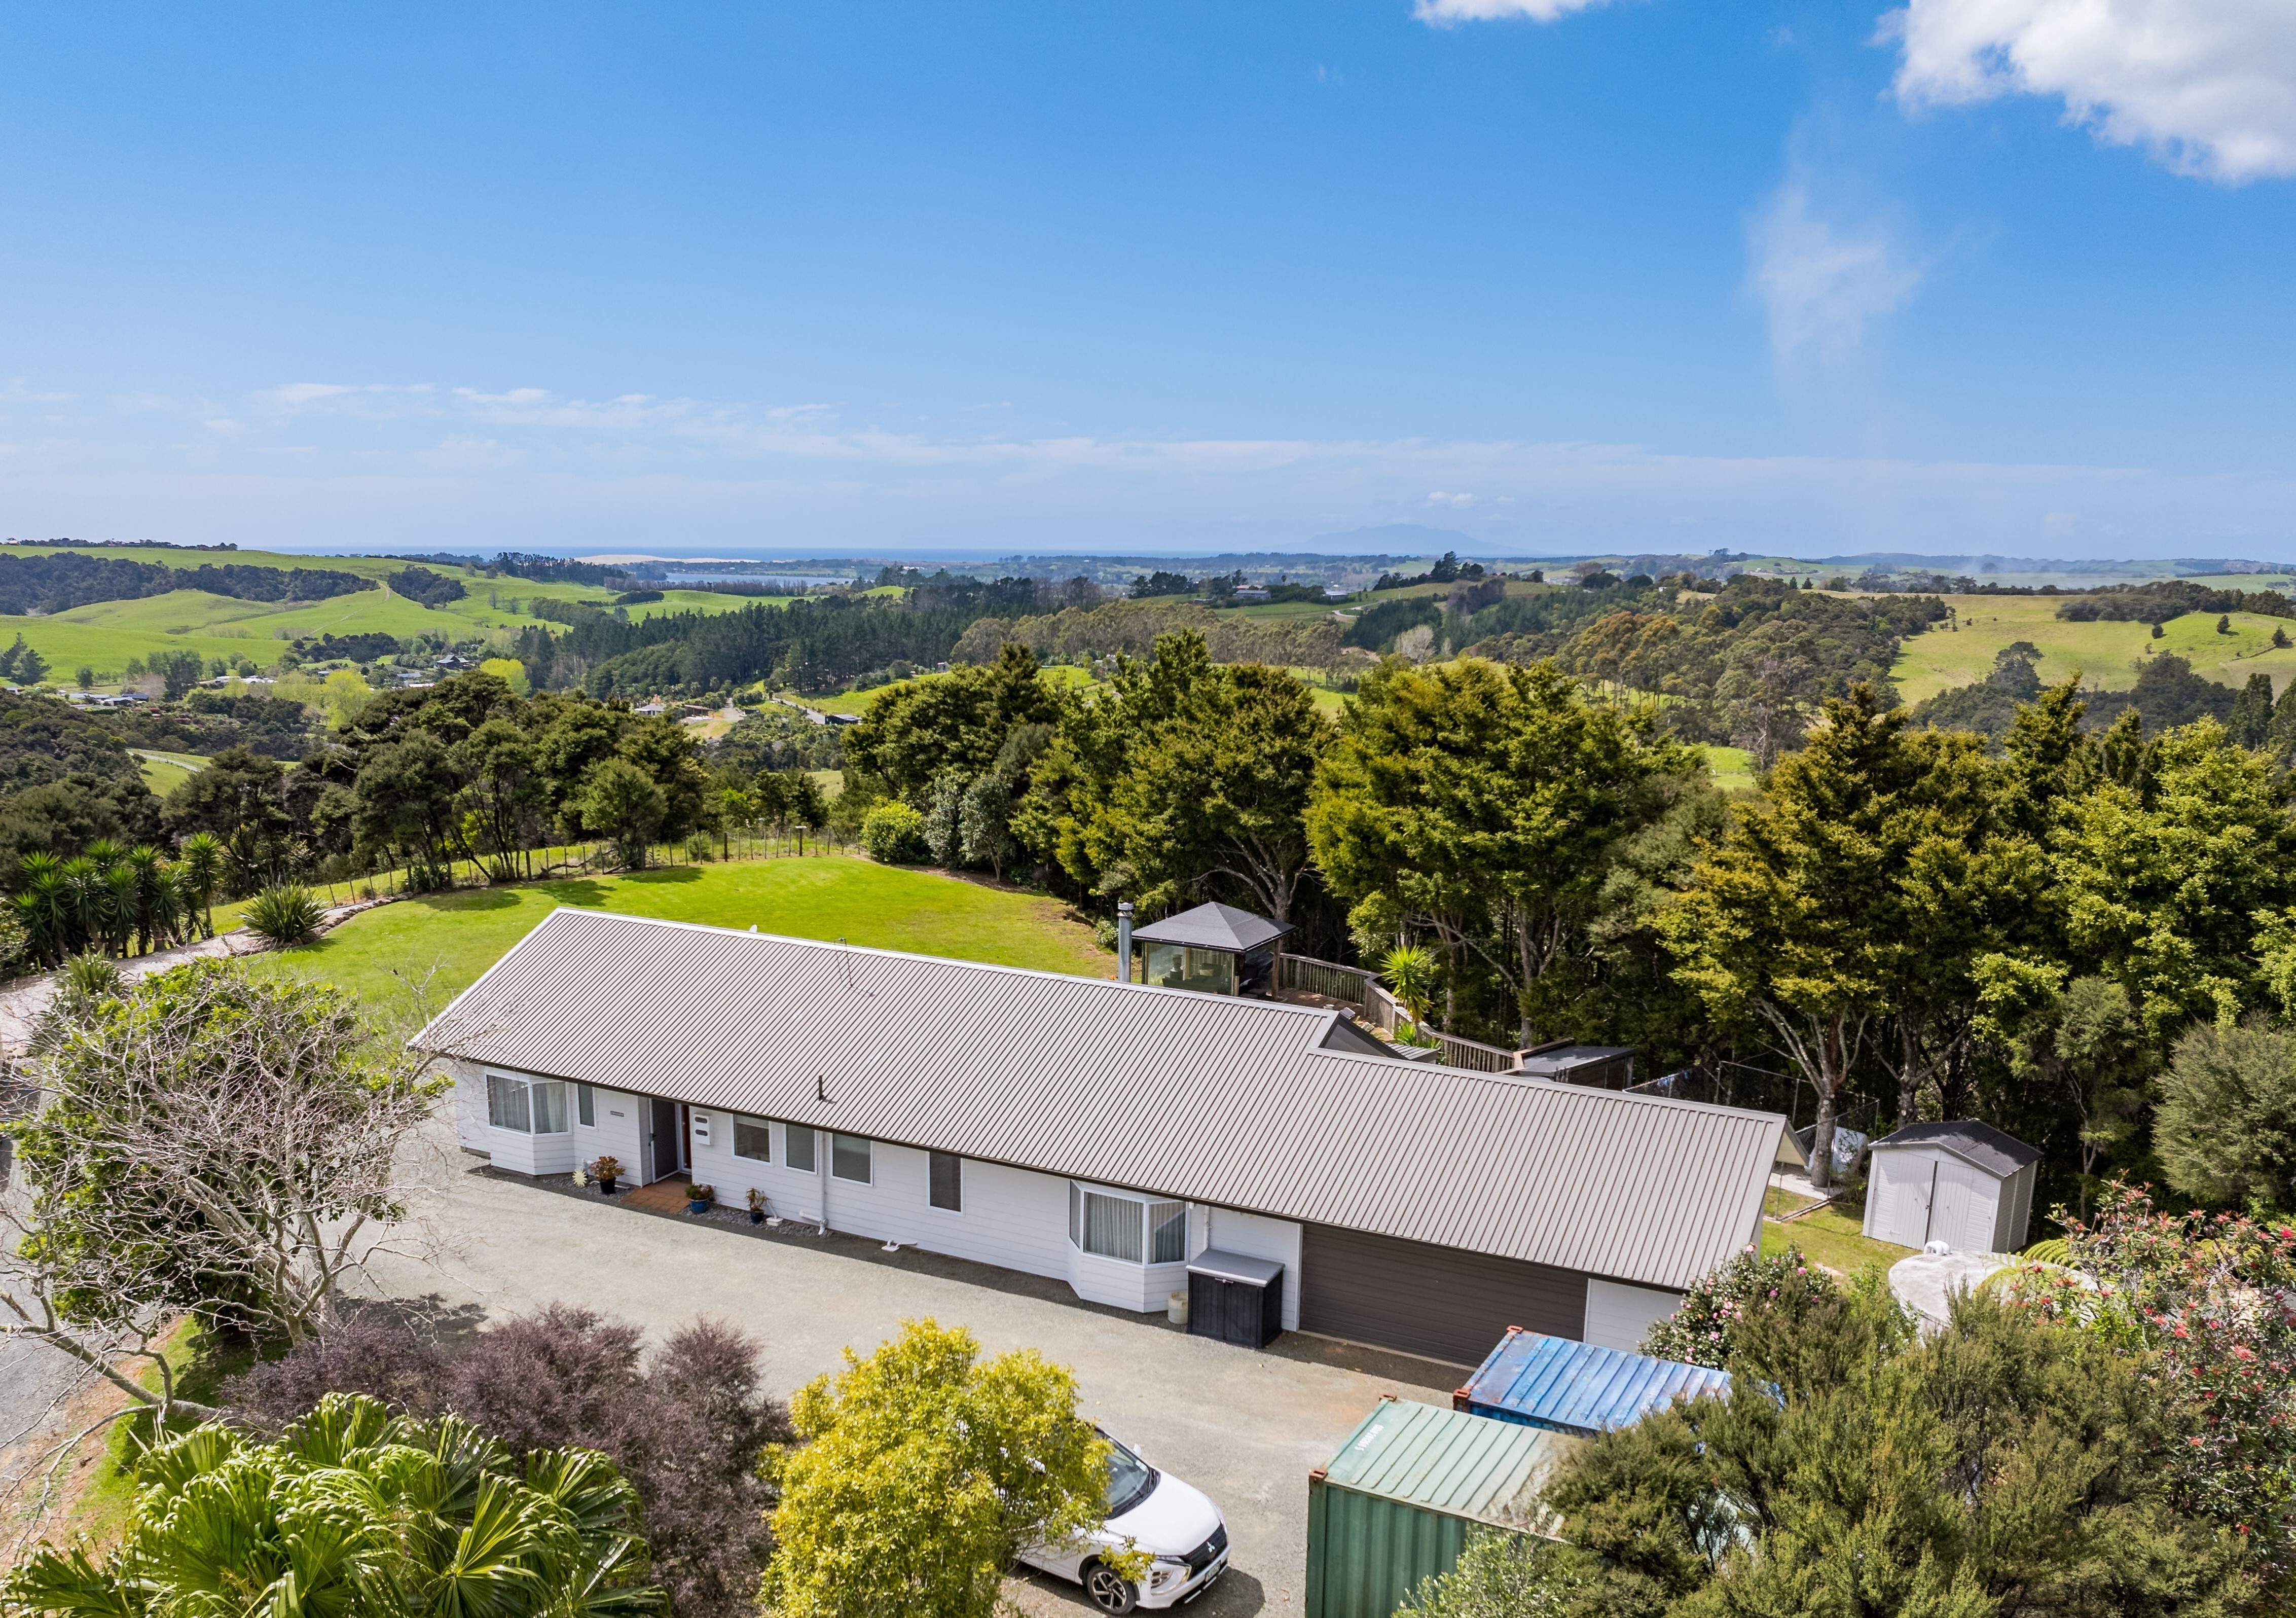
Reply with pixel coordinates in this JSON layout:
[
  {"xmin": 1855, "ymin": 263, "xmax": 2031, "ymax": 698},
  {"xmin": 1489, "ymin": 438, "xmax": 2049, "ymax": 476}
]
[{"xmin": 1186, "ymin": 1248, "xmax": 1284, "ymax": 1349}]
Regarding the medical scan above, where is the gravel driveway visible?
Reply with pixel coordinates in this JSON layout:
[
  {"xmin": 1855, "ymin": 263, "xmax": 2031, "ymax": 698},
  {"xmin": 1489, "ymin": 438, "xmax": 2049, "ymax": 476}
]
[{"xmin": 358, "ymin": 1142, "xmax": 1461, "ymax": 1618}]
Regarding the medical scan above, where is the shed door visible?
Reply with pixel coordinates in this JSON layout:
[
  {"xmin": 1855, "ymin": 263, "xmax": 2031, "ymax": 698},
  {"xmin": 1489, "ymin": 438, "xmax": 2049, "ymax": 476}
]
[
  {"xmin": 1299, "ymin": 1224, "xmax": 1585, "ymax": 1365},
  {"xmin": 1868, "ymin": 1150, "xmax": 1936, "ymax": 1248},
  {"xmin": 1584, "ymin": 1278, "xmax": 1686, "ymax": 1352},
  {"xmin": 1929, "ymin": 1155, "xmax": 1996, "ymax": 1254}
]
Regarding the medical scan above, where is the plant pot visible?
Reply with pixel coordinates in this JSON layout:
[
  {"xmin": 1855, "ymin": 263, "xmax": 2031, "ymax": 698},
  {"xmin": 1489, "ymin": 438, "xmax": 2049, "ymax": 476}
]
[
  {"xmin": 598, "ymin": 1178, "xmax": 617, "ymax": 1196},
  {"xmin": 749, "ymin": 1209, "xmax": 765, "ymax": 1225},
  {"xmin": 687, "ymin": 1199, "xmax": 710, "ymax": 1214}
]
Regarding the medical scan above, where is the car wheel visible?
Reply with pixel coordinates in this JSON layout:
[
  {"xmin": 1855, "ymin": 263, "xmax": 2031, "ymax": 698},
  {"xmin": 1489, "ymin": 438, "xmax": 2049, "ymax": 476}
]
[{"xmin": 1082, "ymin": 1560, "xmax": 1139, "ymax": 1614}]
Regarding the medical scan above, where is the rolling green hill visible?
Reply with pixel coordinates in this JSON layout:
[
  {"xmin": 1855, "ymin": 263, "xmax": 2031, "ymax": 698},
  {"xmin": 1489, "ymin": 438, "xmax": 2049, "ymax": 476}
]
[
  {"xmin": 1892, "ymin": 597, "xmax": 2296, "ymax": 704},
  {"xmin": 0, "ymin": 548, "xmax": 770, "ymax": 684}
]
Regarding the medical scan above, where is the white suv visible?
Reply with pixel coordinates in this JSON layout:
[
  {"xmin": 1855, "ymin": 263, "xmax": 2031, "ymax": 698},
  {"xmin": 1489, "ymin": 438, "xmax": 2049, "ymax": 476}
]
[{"xmin": 1020, "ymin": 1432, "xmax": 1230, "ymax": 1613}]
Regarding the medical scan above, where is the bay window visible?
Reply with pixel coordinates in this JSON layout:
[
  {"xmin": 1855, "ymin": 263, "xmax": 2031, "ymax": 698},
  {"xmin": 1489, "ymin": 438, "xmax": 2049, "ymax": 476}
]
[{"xmin": 486, "ymin": 1072, "xmax": 569, "ymax": 1135}]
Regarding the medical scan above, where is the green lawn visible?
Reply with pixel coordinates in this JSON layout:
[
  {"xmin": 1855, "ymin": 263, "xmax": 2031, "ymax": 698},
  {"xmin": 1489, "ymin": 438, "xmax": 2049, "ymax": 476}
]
[
  {"xmin": 1761, "ymin": 1199, "xmax": 1913, "ymax": 1277},
  {"xmin": 252, "ymin": 855, "xmax": 1110, "ymax": 1029},
  {"xmin": 131, "ymin": 748, "xmax": 207, "ymax": 797},
  {"xmin": 1701, "ymin": 743, "xmax": 1756, "ymax": 792},
  {"xmin": 1892, "ymin": 597, "xmax": 2296, "ymax": 705}
]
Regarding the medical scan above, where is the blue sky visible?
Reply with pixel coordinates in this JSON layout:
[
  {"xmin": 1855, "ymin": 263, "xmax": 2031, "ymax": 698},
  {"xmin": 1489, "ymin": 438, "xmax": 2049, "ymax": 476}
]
[{"xmin": 3, "ymin": 1, "xmax": 2293, "ymax": 560}]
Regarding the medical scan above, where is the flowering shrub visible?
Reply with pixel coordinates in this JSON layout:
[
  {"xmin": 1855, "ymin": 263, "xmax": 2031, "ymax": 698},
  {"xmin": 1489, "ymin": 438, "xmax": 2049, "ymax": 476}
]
[
  {"xmin": 2003, "ymin": 1182, "xmax": 2296, "ymax": 1580},
  {"xmin": 1639, "ymin": 1242, "xmax": 1838, "ymax": 1368}
]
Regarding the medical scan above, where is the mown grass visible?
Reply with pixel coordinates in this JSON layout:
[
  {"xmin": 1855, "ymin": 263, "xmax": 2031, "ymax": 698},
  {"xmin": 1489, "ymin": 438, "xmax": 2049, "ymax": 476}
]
[
  {"xmin": 1701, "ymin": 743, "xmax": 1757, "ymax": 792},
  {"xmin": 1892, "ymin": 598, "xmax": 2296, "ymax": 705},
  {"xmin": 1761, "ymin": 1199, "xmax": 1913, "ymax": 1277},
  {"xmin": 249, "ymin": 855, "xmax": 1110, "ymax": 1030},
  {"xmin": 131, "ymin": 750, "xmax": 202, "ymax": 797}
]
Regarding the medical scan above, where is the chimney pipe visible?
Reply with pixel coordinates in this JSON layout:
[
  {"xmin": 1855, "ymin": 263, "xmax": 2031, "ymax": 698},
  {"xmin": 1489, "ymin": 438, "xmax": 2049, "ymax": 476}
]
[{"xmin": 1116, "ymin": 901, "xmax": 1134, "ymax": 984}]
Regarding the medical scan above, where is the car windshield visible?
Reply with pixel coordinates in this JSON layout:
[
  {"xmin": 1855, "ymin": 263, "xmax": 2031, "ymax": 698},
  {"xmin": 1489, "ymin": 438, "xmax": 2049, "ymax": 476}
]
[{"xmin": 1102, "ymin": 1437, "xmax": 1158, "ymax": 1518}]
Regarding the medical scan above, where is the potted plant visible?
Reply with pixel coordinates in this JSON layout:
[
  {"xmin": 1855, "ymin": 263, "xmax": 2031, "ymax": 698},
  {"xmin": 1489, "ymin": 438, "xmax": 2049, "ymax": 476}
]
[
  {"xmin": 685, "ymin": 1182, "xmax": 714, "ymax": 1214},
  {"xmin": 746, "ymin": 1187, "xmax": 770, "ymax": 1225},
  {"xmin": 590, "ymin": 1156, "xmax": 622, "ymax": 1195}
]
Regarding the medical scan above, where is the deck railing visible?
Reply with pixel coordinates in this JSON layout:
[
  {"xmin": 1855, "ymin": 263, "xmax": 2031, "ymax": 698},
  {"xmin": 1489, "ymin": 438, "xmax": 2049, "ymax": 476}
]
[{"xmin": 1277, "ymin": 953, "xmax": 1530, "ymax": 1065}]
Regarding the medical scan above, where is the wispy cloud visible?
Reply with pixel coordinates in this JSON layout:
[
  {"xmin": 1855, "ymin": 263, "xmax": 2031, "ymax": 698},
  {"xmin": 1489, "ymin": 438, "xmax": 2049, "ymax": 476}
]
[
  {"xmin": 1749, "ymin": 182, "xmax": 1924, "ymax": 365},
  {"xmin": 1411, "ymin": 0, "xmax": 1613, "ymax": 24},
  {"xmin": 1885, "ymin": 0, "xmax": 2296, "ymax": 182}
]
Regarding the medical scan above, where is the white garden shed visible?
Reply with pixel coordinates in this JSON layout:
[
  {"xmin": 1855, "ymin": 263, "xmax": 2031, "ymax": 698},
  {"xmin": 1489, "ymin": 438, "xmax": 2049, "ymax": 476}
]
[{"xmin": 1863, "ymin": 1121, "xmax": 2039, "ymax": 1255}]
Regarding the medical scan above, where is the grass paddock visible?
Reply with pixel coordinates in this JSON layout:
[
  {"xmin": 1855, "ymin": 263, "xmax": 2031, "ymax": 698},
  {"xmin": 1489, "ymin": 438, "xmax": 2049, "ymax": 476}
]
[{"xmin": 253, "ymin": 854, "xmax": 1109, "ymax": 1029}]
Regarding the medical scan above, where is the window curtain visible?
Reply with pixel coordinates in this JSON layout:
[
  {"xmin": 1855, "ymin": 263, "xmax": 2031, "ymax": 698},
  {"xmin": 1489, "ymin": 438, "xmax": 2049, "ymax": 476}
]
[{"xmin": 1081, "ymin": 1191, "xmax": 1144, "ymax": 1262}]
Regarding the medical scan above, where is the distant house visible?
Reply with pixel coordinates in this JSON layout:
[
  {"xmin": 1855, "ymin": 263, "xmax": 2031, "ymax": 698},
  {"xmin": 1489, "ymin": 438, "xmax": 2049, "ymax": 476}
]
[
  {"xmin": 418, "ymin": 909, "xmax": 1798, "ymax": 1364},
  {"xmin": 633, "ymin": 699, "xmax": 667, "ymax": 716}
]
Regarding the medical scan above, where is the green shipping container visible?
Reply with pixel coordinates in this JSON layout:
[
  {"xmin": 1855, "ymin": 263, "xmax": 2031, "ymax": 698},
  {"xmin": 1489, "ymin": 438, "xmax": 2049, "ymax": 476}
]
[{"xmin": 1305, "ymin": 1395, "xmax": 1579, "ymax": 1618}]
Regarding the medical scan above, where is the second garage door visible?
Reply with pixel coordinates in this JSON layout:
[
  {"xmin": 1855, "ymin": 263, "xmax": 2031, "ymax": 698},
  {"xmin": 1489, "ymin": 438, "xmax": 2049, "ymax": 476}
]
[{"xmin": 1298, "ymin": 1223, "xmax": 1587, "ymax": 1365}]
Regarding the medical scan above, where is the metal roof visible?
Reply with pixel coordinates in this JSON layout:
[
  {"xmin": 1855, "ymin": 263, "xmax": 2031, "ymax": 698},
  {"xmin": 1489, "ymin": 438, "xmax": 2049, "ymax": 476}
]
[
  {"xmin": 414, "ymin": 909, "xmax": 1790, "ymax": 1290},
  {"xmin": 1870, "ymin": 1120, "xmax": 2038, "ymax": 1177},
  {"xmin": 1129, "ymin": 902, "xmax": 1293, "ymax": 952},
  {"xmin": 1316, "ymin": 1397, "xmax": 1574, "ymax": 1534},
  {"xmin": 1455, "ymin": 1328, "xmax": 1732, "ymax": 1437}
]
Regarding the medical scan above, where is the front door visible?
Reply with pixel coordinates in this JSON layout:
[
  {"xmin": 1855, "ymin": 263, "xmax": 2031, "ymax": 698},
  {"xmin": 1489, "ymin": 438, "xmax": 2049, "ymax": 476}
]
[{"xmin": 647, "ymin": 1097, "xmax": 684, "ymax": 1182}]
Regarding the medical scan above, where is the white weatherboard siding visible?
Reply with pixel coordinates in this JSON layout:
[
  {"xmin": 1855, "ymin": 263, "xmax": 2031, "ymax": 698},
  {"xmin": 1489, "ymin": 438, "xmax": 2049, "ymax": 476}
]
[
  {"xmin": 1583, "ymin": 1278, "xmax": 1685, "ymax": 1352},
  {"xmin": 576, "ymin": 1084, "xmax": 645, "ymax": 1182},
  {"xmin": 1201, "ymin": 1206, "xmax": 1303, "ymax": 1331},
  {"xmin": 454, "ymin": 1065, "xmax": 578, "ymax": 1175}
]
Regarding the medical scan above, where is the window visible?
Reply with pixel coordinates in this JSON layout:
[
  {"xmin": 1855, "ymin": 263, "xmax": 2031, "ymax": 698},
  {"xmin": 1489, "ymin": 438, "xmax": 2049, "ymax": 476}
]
[
  {"xmin": 1149, "ymin": 1200, "xmax": 1186, "ymax": 1264},
  {"xmin": 1079, "ymin": 1190, "xmax": 1144, "ymax": 1262},
  {"xmin": 486, "ymin": 1072, "xmax": 528, "ymax": 1133},
  {"xmin": 832, "ymin": 1133, "xmax": 872, "ymax": 1183},
  {"xmin": 1069, "ymin": 1180, "xmax": 1080, "ymax": 1245},
  {"xmin": 784, "ymin": 1123, "xmax": 816, "ymax": 1173},
  {"xmin": 1143, "ymin": 942, "xmax": 1234, "ymax": 996},
  {"xmin": 576, "ymin": 1084, "xmax": 595, "ymax": 1127},
  {"xmin": 734, "ymin": 1117, "xmax": 771, "ymax": 1163},
  {"xmin": 485, "ymin": 1073, "xmax": 568, "ymax": 1136},
  {"xmin": 929, "ymin": 1152, "xmax": 963, "ymax": 1212}
]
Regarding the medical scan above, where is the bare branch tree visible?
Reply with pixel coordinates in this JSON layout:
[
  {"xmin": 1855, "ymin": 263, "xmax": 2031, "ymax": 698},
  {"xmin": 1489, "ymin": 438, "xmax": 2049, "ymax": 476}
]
[{"xmin": 0, "ymin": 961, "xmax": 446, "ymax": 1428}]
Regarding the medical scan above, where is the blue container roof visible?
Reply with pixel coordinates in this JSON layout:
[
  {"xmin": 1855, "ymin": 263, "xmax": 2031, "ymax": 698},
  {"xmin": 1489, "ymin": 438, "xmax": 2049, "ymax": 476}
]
[{"xmin": 1456, "ymin": 1330, "xmax": 1732, "ymax": 1435}]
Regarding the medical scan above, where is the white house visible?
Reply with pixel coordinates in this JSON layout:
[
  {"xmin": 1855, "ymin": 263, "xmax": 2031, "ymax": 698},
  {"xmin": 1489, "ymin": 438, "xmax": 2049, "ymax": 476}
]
[
  {"xmin": 1864, "ymin": 1121, "xmax": 2039, "ymax": 1255},
  {"xmin": 418, "ymin": 909, "xmax": 1801, "ymax": 1365}
]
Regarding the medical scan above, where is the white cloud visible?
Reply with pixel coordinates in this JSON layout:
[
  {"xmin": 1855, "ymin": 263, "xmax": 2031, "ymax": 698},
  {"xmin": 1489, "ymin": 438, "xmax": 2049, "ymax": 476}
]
[
  {"xmin": 1412, "ymin": 0, "xmax": 1611, "ymax": 24},
  {"xmin": 1427, "ymin": 490, "xmax": 1478, "ymax": 508},
  {"xmin": 1888, "ymin": 0, "xmax": 2296, "ymax": 181},
  {"xmin": 1750, "ymin": 183, "xmax": 1923, "ymax": 363}
]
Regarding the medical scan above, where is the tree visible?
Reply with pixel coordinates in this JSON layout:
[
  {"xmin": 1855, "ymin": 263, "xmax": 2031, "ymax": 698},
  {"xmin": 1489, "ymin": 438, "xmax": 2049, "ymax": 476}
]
[
  {"xmin": 2008, "ymin": 1182, "xmax": 2296, "ymax": 1588},
  {"xmin": 453, "ymin": 716, "xmax": 546, "ymax": 881},
  {"xmin": 2046, "ymin": 718, "xmax": 2296, "ymax": 1036},
  {"xmin": 1105, "ymin": 659, "xmax": 1331, "ymax": 924},
  {"xmin": 2231, "ymin": 670, "xmax": 2277, "ymax": 747},
  {"xmin": 1492, "ymin": 1277, "xmax": 2257, "ymax": 1617},
  {"xmin": 176, "ymin": 829, "xmax": 222, "ymax": 936},
  {"xmin": 225, "ymin": 1306, "xmax": 792, "ymax": 1618},
  {"xmin": 0, "ymin": 1393, "xmax": 660, "ymax": 1618},
  {"xmin": 1974, "ymin": 968, "xmax": 2153, "ymax": 1216},
  {"xmin": 2155, "ymin": 1021, "xmax": 2296, "ymax": 1213},
  {"xmin": 843, "ymin": 641, "xmax": 1060, "ymax": 800},
  {"xmin": 351, "ymin": 730, "xmax": 468, "ymax": 886},
  {"xmin": 3, "ymin": 961, "xmax": 442, "ymax": 1421},
  {"xmin": 1311, "ymin": 656, "xmax": 1693, "ymax": 1043},
  {"xmin": 1658, "ymin": 687, "xmax": 1924, "ymax": 1186},
  {"xmin": 1396, "ymin": 1531, "xmax": 1580, "ymax": 1618},
  {"xmin": 763, "ymin": 1318, "xmax": 1115, "ymax": 1618},
  {"xmin": 162, "ymin": 744, "xmax": 293, "ymax": 893},
  {"xmin": 1637, "ymin": 1241, "xmax": 1839, "ymax": 1369},
  {"xmin": 578, "ymin": 757, "xmax": 668, "ymax": 869}
]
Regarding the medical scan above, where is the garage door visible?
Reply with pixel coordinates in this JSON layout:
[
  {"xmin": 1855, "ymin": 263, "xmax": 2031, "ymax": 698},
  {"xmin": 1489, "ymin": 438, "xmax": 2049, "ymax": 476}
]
[{"xmin": 1299, "ymin": 1224, "xmax": 1586, "ymax": 1365}]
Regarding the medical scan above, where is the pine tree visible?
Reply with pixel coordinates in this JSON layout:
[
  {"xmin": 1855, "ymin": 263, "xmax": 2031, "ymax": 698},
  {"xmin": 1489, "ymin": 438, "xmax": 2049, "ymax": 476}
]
[{"xmin": 2230, "ymin": 670, "xmax": 2275, "ymax": 747}]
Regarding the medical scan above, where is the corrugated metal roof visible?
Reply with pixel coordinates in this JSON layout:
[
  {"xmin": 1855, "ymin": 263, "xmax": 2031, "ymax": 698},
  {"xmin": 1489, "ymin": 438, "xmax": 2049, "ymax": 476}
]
[
  {"xmin": 1131, "ymin": 902, "xmax": 1292, "ymax": 952},
  {"xmin": 1317, "ymin": 1397, "xmax": 1574, "ymax": 1534},
  {"xmin": 1871, "ymin": 1119, "xmax": 2037, "ymax": 1177},
  {"xmin": 413, "ymin": 909, "xmax": 1788, "ymax": 1290},
  {"xmin": 1455, "ymin": 1328, "xmax": 1731, "ymax": 1436}
]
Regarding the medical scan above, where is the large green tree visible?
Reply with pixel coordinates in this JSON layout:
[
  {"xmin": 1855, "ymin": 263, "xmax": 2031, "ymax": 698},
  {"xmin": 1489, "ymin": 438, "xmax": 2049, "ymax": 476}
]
[
  {"xmin": 1310, "ymin": 656, "xmax": 1695, "ymax": 1044},
  {"xmin": 843, "ymin": 642, "xmax": 1061, "ymax": 802},
  {"xmin": 763, "ymin": 1318, "xmax": 1116, "ymax": 1618},
  {"xmin": 1659, "ymin": 686, "xmax": 1936, "ymax": 1185}
]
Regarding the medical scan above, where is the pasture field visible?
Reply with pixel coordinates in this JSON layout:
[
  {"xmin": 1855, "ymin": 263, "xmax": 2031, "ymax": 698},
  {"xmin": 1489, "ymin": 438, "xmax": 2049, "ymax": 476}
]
[
  {"xmin": 0, "ymin": 562, "xmax": 773, "ymax": 685},
  {"xmin": 1891, "ymin": 597, "xmax": 2296, "ymax": 704},
  {"xmin": 131, "ymin": 748, "xmax": 206, "ymax": 796},
  {"xmin": 252, "ymin": 855, "xmax": 1109, "ymax": 1030},
  {"xmin": 1701, "ymin": 743, "xmax": 1757, "ymax": 792}
]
